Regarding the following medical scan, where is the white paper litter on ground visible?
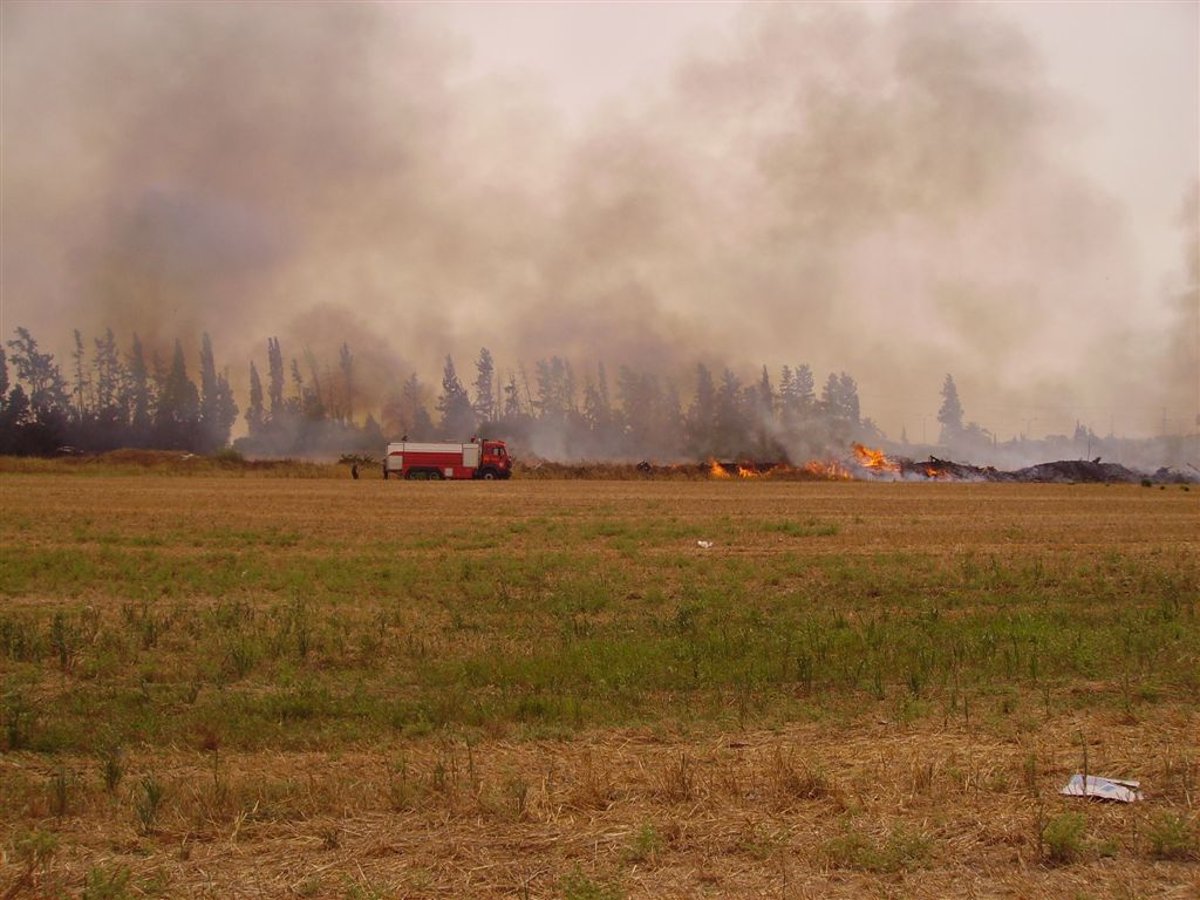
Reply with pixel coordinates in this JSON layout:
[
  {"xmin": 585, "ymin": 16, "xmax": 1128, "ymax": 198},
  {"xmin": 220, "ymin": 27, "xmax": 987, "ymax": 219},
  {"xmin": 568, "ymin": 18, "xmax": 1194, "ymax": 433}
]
[{"xmin": 1059, "ymin": 774, "xmax": 1142, "ymax": 802}]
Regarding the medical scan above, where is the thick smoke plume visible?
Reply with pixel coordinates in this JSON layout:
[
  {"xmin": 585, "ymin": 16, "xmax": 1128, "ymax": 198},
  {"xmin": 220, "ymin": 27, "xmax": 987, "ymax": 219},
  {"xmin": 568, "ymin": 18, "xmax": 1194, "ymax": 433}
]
[{"xmin": 2, "ymin": 2, "xmax": 1194, "ymax": 443}]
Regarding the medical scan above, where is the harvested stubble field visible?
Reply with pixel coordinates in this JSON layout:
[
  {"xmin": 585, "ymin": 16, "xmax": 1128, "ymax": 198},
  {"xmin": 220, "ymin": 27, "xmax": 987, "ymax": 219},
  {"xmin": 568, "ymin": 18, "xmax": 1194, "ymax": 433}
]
[{"xmin": 0, "ymin": 465, "xmax": 1197, "ymax": 898}]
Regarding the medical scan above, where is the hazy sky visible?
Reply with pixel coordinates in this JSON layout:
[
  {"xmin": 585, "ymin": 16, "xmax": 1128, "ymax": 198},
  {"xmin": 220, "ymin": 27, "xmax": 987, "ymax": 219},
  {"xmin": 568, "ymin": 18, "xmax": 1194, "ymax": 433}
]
[
  {"xmin": 2, "ymin": 1, "xmax": 1197, "ymax": 442},
  {"xmin": 434, "ymin": 0, "xmax": 1196, "ymax": 316}
]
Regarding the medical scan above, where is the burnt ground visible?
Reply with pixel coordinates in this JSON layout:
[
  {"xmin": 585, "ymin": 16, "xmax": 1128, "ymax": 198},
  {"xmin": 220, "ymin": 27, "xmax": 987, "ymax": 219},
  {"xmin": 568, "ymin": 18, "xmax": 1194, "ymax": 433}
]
[
  {"xmin": 624, "ymin": 456, "xmax": 1199, "ymax": 484},
  {"xmin": 902, "ymin": 456, "xmax": 1198, "ymax": 484}
]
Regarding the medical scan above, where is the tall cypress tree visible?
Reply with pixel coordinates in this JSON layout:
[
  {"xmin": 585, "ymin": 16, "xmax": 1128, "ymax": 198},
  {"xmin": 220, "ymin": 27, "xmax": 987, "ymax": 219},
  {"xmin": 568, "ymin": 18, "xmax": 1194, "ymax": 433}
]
[
  {"xmin": 71, "ymin": 329, "xmax": 90, "ymax": 424},
  {"xmin": 390, "ymin": 371, "xmax": 434, "ymax": 437},
  {"xmin": 0, "ymin": 347, "xmax": 8, "ymax": 413},
  {"xmin": 213, "ymin": 367, "xmax": 238, "ymax": 450},
  {"xmin": 502, "ymin": 372, "xmax": 522, "ymax": 418},
  {"xmin": 93, "ymin": 328, "xmax": 123, "ymax": 441},
  {"xmin": 154, "ymin": 340, "xmax": 200, "ymax": 450},
  {"xmin": 793, "ymin": 364, "xmax": 815, "ymax": 411},
  {"xmin": 583, "ymin": 362, "xmax": 614, "ymax": 437},
  {"xmin": 937, "ymin": 374, "xmax": 964, "ymax": 443},
  {"xmin": 196, "ymin": 333, "xmax": 239, "ymax": 449},
  {"xmin": 198, "ymin": 334, "xmax": 223, "ymax": 451},
  {"xmin": 838, "ymin": 373, "xmax": 860, "ymax": 425},
  {"xmin": 246, "ymin": 361, "xmax": 265, "ymax": 436},
  {"xmin": 820, "ymin": 372, "xmax": 841, "ymax": 418},
  {"xmin": 127, "ymin": 334, "xmax": 153, "ymax": 446},
  {"xmin": 436, "ymin": 355, "xmax": 475, "ymax": 438},
  {"xmin": 267, "ymin": 337, "xmax": 285, "ymax": 422},
  {"xmin": 714, "ymin": 369, "xmax": 746, "ymax": 458},
  {"xmin": 339, "ymin": 342, "xmax": 354, "ymax": 425},
  {"xmin": 472, "ymin": 347, "xmax": 496, "ymax": 424},
  {"xmin": 686, "ymin": 363, "xmax": 717, "ymax": 457}
]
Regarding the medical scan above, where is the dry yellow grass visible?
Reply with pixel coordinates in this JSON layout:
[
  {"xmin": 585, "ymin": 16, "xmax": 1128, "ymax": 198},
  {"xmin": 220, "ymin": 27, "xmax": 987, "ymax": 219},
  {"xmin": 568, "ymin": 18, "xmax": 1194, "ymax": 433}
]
[
  {"xmin": 0, "ymin": 474, "xmax": 1197, "ymax": 896},
  {"xmin": 3, "ymin": 714, "xmax": 1198, "ymax": 897}
]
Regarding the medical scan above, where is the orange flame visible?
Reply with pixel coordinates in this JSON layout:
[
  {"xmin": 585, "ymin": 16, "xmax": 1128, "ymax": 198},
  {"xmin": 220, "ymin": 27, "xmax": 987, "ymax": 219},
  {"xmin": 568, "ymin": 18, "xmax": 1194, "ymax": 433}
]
[
  {"xmin": 801, "ymin": 460, "xmax": 854, "ymax": 480},
  {"xmin": 708, "ymin": 459, "xmax": 764, "ymax": 479},
  {"xmin": 852, "ymin": 443, "xmax": 901, "ymax": 474},
  {"xmin": 707, "ymin": 457, "xmax": 863, "ymax": 481}
]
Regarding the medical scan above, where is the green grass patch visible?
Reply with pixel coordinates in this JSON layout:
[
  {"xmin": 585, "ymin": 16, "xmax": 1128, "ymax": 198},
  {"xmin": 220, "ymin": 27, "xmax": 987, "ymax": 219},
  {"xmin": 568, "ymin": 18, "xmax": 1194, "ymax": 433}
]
[{"xmin": 0, "ymin": 477, "xmax": 1195, "ymax": 749}]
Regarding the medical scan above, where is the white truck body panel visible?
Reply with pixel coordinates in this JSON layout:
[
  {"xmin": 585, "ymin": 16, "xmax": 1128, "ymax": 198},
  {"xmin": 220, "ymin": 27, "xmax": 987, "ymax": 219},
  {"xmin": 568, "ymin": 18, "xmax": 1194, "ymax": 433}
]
[{"xmin": 384, "ymin": 442, "xmax": 480, "ymax": 472}]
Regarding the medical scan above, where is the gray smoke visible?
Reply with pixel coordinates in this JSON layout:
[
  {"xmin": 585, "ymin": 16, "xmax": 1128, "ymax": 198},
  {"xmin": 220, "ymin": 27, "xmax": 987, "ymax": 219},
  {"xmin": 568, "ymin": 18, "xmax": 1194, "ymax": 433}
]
[
  {"xmin": 1165, "ymin": 184, "xmax": 1200, "ymax": 427},
  {"xmin": 1, "ymin": 1, "xmax": 1193, "ymax": 440}
]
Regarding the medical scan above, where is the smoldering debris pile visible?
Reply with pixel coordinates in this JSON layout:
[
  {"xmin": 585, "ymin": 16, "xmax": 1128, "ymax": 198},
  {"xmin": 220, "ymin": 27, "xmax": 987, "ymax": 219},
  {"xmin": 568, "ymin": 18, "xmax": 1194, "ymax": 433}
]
[
  {"xmin": 916, "ymin": 456, "xmax": 1189, "ymax": 484},
  {"xmin": 1012, "ymin": 460, "xmax": 1191, "ymax": 484},
  {"xmin": 848, "ymin": 443, "xmax": 1198, "ymax": 483},
  {"xmin": 521, "ymin": 451, "xmax": 1197, "ymax": 483}
]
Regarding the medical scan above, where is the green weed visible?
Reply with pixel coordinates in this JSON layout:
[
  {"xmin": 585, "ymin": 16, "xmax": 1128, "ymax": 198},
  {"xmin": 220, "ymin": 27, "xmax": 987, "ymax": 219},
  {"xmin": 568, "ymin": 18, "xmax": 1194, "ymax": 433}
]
[
  {"xmin": 100, "ymin": 744, "xmax": 125, "ymax": 793},
  {"xmin": 624, "ymin": 823, "xmax": 662, "ymax": 864},
  {"xmin": 561, "ymin": 866, "xmax": 622, "ymax": 900},
  {"xmin": 1042, "ymin": 811, "xmax": 1086, "ymax": 864},
  {"xmin": 823, "ymin": 824, "xmax": 932, "ymax": 872},
  {"xmin": 135, "ymin": 774, "xmax": 166, "ymax": 834},
  {"xmin": 11, "ymin": 826, "xmax": 58, "ymax": 875},
  {"xmin": 82, "ymin": 863, "xmax": 133, "ymax": 900},
  {"xmin": 1145, "ymin": 811, "xmax": 1198, "ymax": 860},
  {"xmin": 2, "ymin": 688, "xmax": 35, "ymax": 750}
]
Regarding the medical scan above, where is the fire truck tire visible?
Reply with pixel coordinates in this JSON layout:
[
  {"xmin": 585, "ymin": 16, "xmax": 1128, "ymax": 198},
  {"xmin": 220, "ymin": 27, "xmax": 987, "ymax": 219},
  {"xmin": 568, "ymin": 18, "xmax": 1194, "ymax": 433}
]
[
  {"xmin": 481, "ymin": 469, "xmax": 497, "ymax": 480},
  {"xmin": 429, "ymin": 470, "xmax": 443, "ymax": 480}
]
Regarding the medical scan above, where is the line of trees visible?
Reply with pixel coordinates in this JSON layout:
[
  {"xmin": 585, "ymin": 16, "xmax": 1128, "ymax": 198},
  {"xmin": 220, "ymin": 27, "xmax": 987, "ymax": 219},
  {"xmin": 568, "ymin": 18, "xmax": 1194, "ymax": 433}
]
[
  {"xmin": 2, "ymin": 325, "xmax": 889, "ymax": 461},
  {"xmin": 5, "ymin": 326, "xmax": 1184, "ymax": 469},
  {"xmin": 0, "ymin": 327, "xmax": 237, "ymax": 456},
  {"xmin": 235, "ymin": 337, "xmax": 384, "ymax": 457},
  {"xmin": 448, "ymin": 354, "xmax": 882, "ymax": 462}
]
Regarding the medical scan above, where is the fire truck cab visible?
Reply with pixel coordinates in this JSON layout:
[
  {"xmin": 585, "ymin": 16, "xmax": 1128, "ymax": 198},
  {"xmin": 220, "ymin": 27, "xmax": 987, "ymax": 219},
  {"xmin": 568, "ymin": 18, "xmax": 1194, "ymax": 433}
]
[{"xmin": 383, "ymin": 439, "xmax": 512, "ymax": 480}]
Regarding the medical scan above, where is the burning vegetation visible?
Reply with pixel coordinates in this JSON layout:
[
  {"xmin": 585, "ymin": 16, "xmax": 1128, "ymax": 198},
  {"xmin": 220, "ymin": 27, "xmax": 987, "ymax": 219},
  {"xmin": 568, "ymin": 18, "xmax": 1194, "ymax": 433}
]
[
  {"xmin": 706, "ymin": 445, "xmax": 1198, "ymax": 485},
  {"xmin": 852, "ymin": 443, "xmax": 901, "ymax": 475},
  {"xmin": 2, "ymin": 322, "xmax": 1195, "ymax": 480},
  {"xmin": 700, "ymin": 458, "xmax": 854, "ymax": 481},
  {"xmin": 609, "ymin": 444, "xmax": 1197, "ymax": 485}
]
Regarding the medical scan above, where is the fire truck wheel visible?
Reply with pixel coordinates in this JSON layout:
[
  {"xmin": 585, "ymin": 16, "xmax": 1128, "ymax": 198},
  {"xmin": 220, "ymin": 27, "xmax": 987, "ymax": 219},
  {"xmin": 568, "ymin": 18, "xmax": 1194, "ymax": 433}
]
[
  {"xmin": 481, "ymin": 470, "xmax": 497, "ymax": 480},
  {"xmin": 429, "ymin": 470, "xmax": 443, "ymax": 480}
]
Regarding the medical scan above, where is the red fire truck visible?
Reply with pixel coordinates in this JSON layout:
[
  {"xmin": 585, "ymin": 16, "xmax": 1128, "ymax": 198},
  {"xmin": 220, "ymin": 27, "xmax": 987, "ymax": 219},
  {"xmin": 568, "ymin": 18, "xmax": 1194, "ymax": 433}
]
[{"xmin": 382, "ymin": 439, "xmax": 512, "ymax": 480}]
